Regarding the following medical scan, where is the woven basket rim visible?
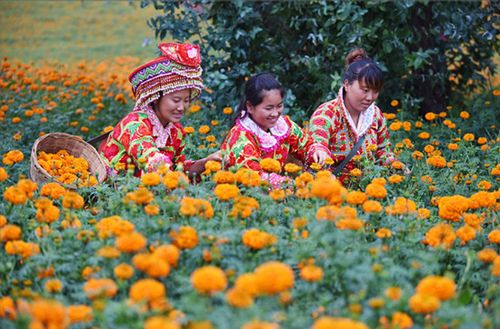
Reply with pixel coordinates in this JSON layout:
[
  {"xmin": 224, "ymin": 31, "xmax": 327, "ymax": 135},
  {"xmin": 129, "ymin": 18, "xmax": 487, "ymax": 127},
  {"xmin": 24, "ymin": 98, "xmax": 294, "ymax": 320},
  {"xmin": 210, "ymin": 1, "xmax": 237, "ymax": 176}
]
[{"xmin": 30, "ymin": 132, "xmax": 107, "ymax": 189}]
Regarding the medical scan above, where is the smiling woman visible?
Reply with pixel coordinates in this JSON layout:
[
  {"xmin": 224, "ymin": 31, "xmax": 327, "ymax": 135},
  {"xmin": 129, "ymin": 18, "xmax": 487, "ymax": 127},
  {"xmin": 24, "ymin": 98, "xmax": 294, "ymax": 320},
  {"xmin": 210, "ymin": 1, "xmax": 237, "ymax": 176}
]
[{"xmin": 99, "ymin": 43, "xmax": 221, "ymax": 177}]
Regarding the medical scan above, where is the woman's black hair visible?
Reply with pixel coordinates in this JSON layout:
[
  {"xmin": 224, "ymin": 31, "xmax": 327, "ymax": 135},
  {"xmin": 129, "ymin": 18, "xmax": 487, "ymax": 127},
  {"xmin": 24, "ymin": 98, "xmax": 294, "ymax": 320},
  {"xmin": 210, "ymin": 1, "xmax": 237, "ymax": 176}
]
[
  {"xmin": 344, "ymin": 48, "xmax": 384, "ymax": 92},
  {"xmin": 235, "ymin": 73, "xmax": 284, "ymax": 121}
]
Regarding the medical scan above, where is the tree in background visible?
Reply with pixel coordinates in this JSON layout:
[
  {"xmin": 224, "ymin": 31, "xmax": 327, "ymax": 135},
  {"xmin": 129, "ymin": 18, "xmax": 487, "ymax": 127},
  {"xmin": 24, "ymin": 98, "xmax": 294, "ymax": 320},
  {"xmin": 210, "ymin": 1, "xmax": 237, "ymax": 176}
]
[{"xmin": 142, "ymin": 0, "xmax": 498, "ymax": 121}]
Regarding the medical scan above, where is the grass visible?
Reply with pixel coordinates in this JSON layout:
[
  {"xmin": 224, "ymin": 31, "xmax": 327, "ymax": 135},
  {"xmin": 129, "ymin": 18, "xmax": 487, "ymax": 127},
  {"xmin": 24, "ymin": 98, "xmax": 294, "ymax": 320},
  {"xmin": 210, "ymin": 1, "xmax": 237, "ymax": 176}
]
[{"xmin": 0, "ymin": 0, "xmax": 162, "ymax": 64}]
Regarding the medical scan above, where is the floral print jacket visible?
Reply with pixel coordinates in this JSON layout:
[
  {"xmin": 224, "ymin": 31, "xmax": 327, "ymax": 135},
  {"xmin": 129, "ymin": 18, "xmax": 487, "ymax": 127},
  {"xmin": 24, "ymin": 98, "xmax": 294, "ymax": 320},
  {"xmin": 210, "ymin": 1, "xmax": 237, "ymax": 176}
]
[
  {"xmin": 221, "ymin": 115, "xmax": 312, "ymax": 186},
  {"xmin": 100, "ymin": 106, "xmax": 192, "ymax": 176},
  {"xmin": 307, "ymin": 88, "xmax": 395, "ymax": 177}
]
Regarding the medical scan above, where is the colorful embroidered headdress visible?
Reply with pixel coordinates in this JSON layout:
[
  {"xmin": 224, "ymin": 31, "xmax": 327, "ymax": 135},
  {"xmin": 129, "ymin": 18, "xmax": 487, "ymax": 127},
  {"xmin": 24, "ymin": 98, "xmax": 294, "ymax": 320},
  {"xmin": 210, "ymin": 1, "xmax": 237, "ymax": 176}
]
[{"xmin": 128, "ymin": 42, "xmax": 203, "ymax": 110}]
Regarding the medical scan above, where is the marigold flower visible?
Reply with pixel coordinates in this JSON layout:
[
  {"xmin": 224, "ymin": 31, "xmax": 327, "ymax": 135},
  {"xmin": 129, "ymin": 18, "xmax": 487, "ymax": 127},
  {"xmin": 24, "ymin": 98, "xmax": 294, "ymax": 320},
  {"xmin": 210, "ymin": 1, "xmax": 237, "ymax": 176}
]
[
  {"xmin": 423, "ymin": 223, "xmax": 456, "ymax": 249},
  {"xmin": 114, "ymin": 263, "xmax": 134, "ymax": 280},
  {"xmin": 2, "ymin": 150, "xmax": 24, "ymax": 165},
  {"xmin": 129, "ymin": 278, "xmax": 165, "ymax": 303},
  {"xmin": 40, "ymin": 182, "xmax": 67, "ymax": 199},
  {"xmin": 388, "ymin": 174, "xmax": 404, "ymax": 184},
  {"xmin": 30, "ymin": 299, "xmax": 67, "ymax": 329},
  {"xmin": 44, "ymin": 279, "xmax": 63, "ymax": 293},
  {"xmin": 416, "ymin": 275, "xmax": 456, "ymax": 301},
  {"xmin": 0, "ymin": 215, "xmax": 6, "ymax": 228},
  {"xmin": 427, "ymin": 155, "xmax": 446, "ymax": 168},
  {"xmin": 417, "ymin": 208, "xmax": 431, "ymax": 219},
  {"xmin": 191, "ymin": 266, "xmax": 228, "ymax": 294},
  {"xmin": 488, "ymin": 230, "xmax": 500, "ymax": 244},
  {"xmin": 409, "ymin": 293, "xmax": 440, "ymax": 313},
  {"xmin": 336, "ymin": 218, "xmax": 364, "ymax": 231},
  {"xmin": 469, "ymin": 191, "xmax": 496, "ymax": 209},
  {"xmin": 3, "ymin": 186, "xmax": 27, "ymax": 205},
  {"xmin": 141, "ymin": 172, "xmax": 161, "ymax": 186},
  {"xmin": 242, "ymin": 229, "xmax": 276, "ymax": 250},
  {"xmin": 424, "ymin": 112, "xmax": 436, "ymax": 121},
  {"xmin": 0, "ymin": 167, "xmax": 8, "ymax": 181},
  {"xmin": 95, "ymin": 215, "xmax": 135, "ymax": 238},
  {"xmin": 385, "ymin": 286, "xmax": 402, "ymax": 301},
  {"xmin": 83, "ymin": 278, "xmax": 118, "ymax": 299},
  {"xmin": 62, "ymin": 191, "xmax": 84, "ymax": 209},
  {"xmin": 115, "ymin": 232, "xmax": 147, "ymax": 253},
  {"xmin": 477, "ymin": 248, "xmax": 497, "ymax": 263},
  {"xmin": 179, "ymin": 197, "xmax": 214, "ymax": 219},
  {"xmin": 300, "ymin": 264, "xmax": 324, "ymax": 282},
  {"xmin": 213, "ymin": 183, "xmax": 239, "ymax": 201},
  {"xmin": 170, "ymin": 226, "xmax": 198, "ymax": 249},
  {"xmin": 255, "ymin": 261, "xmax": 294, "ymax": 295},
  {"xmin": 0, "ymin": 224, "xmax": 21, "ymax": 241},
  {"xmin": 223, "ymin": 107, "xmax": 233, "ymax": 115},
  {"xmin": 456, "ymin": 225, "xmax": 476, "ymax": 244},
  {"xmin": 226, "ymin": 288, "xmax": 254, "ymax": 308},
  {"xmin": 284, "ymin": 163, "xmax": 302, "ymax": 174},
  {"xmin": 234, "ymin": 273, "xmax": 260, "ymax": 297},
  {"xmin": 0, "ymin": 296, "xmax": 16, "ymax": 320},
  {"xmin": 492, "ymin": 256, "xmax": 500, "ymax": 276},
  {"xmin": 269, "ymin": 189, "xmax": 286, "ymax": 201},
  {"xmin": 153, "ymin": 244, "xmax": 180, "ymax": 267},
  {"xmin": 463, "ymin": 133, "xmax": 475, "ymax": 142},
  {"xmin": 345, "ymin": 191, "xmax": 367, "ymax": 205},
  {"xmin": 418, "ymin": 132, "xmax": 430, "ymax": 139},
  {"xmin": 162, "ymin": 171, "xmax": 189, "ymax": 189},
  {"xmin": 241, "ymin": 321, "xmax": 279, "ymax": 329},
  {"xmin": 385, "ymin": 197, "xmax": 417, "ymax": 216},
  {"xmin": 310, "ymin": 176, "xmax": 346, "ymax": 204},
  {"xmin": 144, "ymin": 316, "xmax": 180, "ymax": 329},
  {"xmin": 391, "ymin": 312, "xmax": 413, "ymax": 329},
  {"xmin": 132, "ymin": 253, "xmax": 170, "ymax": 278},
  {"xmin": 260, "ymin": 158, "xmax": 281, "ymax": 173},
  {"xmin": 438, "ymin": 195, "xmax": 470, "ymax": 221},
  {"xmin": 198, "ymin": 125, "xmax": 210, "ymax": 134},
  {"xmin": 376, "ymin": 228, "xmax": 392, "ymax": 238},
  {"xmin": 68, "ymin": 304, "xmax": 93, "ymax": 324},
  {"xmin": 362, "ymin": 200, "xmax": 382, "ymax": 213},
  {"xmin": 311, "ymin": 317, "xmax": 369, "ymax": 329}
]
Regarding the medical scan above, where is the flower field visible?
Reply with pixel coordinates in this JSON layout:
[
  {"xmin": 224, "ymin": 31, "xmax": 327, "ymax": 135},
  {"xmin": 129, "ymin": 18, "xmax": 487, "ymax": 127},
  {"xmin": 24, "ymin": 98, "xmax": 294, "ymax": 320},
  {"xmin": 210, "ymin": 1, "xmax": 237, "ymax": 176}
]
[{"xmin": 0, "ymin": 54, "xmax": 499, "ymax": 329}]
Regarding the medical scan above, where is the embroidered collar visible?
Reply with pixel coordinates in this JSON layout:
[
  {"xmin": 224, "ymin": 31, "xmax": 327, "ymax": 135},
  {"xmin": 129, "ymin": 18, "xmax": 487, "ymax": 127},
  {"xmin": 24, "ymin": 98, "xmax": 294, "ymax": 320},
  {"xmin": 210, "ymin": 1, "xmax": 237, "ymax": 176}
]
[
  {"xmin": 238, "ymin": 116, "xmax": 290, "ymax": 152},
  {"xmin": 142, "ymin": 106, "xmax": 174, "ymax": 148},
  {"xmin": 338, "ymin": 87, "xmax": 375, "ymax": 138}
]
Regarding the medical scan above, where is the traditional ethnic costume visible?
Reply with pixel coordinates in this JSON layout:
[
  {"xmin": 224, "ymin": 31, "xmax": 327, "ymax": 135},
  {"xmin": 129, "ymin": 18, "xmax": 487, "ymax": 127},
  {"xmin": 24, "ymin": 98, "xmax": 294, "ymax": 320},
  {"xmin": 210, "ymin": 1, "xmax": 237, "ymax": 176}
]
[
  {"xmin": 221, "ymin": 114, "xmax": 311, "ymax": 187},
  {"xmin": 100, "ymin": 43, "xmax": 203, "ymax": 176},
  {"xmin": 307, "ymin": 87, "xmax": 395, "ymax": 181}
]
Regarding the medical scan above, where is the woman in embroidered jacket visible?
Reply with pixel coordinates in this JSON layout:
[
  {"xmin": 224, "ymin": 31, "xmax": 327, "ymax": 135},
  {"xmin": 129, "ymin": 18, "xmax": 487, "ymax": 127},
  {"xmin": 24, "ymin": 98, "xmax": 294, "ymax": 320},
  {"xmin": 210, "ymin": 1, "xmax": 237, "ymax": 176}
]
[
  {"xmin": 221, "ymin": 73, "xmax": 312, "ymax": 187},
  {"xmin": 100, "ymin": 43, "xmax": 220, "ymax": 176},
  {"xmin": 308, "ymin": 48, "xmax": 396, "ymax": 180}
]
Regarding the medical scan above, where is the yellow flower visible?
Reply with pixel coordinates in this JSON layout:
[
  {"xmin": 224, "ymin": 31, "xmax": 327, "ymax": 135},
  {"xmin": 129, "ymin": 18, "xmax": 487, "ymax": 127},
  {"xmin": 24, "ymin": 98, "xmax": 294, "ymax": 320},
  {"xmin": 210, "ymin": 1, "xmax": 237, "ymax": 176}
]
[
  {"xmin": 3, "ymin": 186, "xmax": 27, "ymax": 205},
  {"xmin": 68, "ymin": 304, "xmax": 93, "ymax": 324},
  {"xmin": 416, "ymin": 275, "xmax": 456, "ymax": 301},
  {"xmin": 0, "ymin": 167, "xmax": 8, "ymax": 181},
  {"xmin": 459, "ymin": 111, "xmax": 470, "ymax": 119},
  {"xmin": 141, "ymin": 172, "xmax": 161, "ymax": 186},
  {"xmin": 44, "ymin": 279, "xmax": 63, "ymax": 293},
  {"xmin": 226, "ymin": 288, "xmax": 254, "ymax": 308},
  {"xmin": 423, "ymin": 223, "xmax": 456, "ymax": 249},
  {"xmin": 2, "ymin": 150, "xmax": 24, "ymax": 165},
  {"xmin": 191, "ymin": 266, "xmax": 228, "ymax": 294},
  {"xmin": 242, "ymin": 229, "xmax": 276, "ymax": 250},
  {"xmin": 114, "ymin": 263, "xmax": 134, "ymax": 280},
  {"xmin": 300, "ymin": 264, "xmax": 324, "ymax": 282},
  {"xmin": 390, "ymin": 100, "xmax": 399, "ymax": 107},
  {"xmin": 198, "ymin": 125, "xmax": 210, "ymax": 134},
  {"xmin": 424, "ymin": 112, "xmax": 436, "ymax": 121},
  {"xmin": 83, "ymin": 278, "xmax": 118, "ymax": 299},
  {"xmin": 214, "ymin": 183, "xmax": 239, "ymax": 201},
  {"xmin": 223, "ymin": 107, "xmax": 233, "ymax": 115},
  {"xmin": 259, "ymin": 158, "xmax": 281, "ymax": 173},
  {"xmin": 345, "ymin": 191, "xmax": 367, "ymax": 205},
  {"xmin": 391, "ymin": 312, "xmax": 413, "ymax": 329},
  {"xmin": 311, "ymin": 317, "xmax": 369, "ymax": 329},
  {"xmin": 129, "ymin": 278, "xmax": 165, "ymax": 303},
  {"xmin": 170, "ymin": 226, "xmax": 198, "ymax": 249},
  {"xmin": 463, "ymin": 133, "xmax": 475, "ymax": 142},
  {"xmin": 409, "ymin": 293, "xmax": 440, "ymax": 313},
  {"xmin": 115, "ymin": 232, "xmax": 147, "ymax": 253},
  {"xmin": 62, "ymin": 191, "xmax": 84, "ymax": 209},
  {"xmin": 376, "ymin": 228, "xmax": 392, "ymax": 238},
  {"xmin": 255, "ymin": 261, "xmax": 294, "ymax": 295},
  {"xmin": 385, "ymin": 286, "xmax": 402, "ymax": 301}
]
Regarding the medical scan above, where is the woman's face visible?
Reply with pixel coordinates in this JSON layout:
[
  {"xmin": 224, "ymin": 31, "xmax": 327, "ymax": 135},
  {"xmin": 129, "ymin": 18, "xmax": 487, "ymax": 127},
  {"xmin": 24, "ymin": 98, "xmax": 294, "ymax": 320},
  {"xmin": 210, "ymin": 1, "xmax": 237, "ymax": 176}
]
[
  {"xmin": 247, "ymin": 89, "xmax": 284, "ymax": 131},
  {"xmin": 344, "ymin": 79, "xmax": 379, "ymax": 114},
  {"xmin": 155, "ymin": 89, "xmax": 191, "ymax": 125}
]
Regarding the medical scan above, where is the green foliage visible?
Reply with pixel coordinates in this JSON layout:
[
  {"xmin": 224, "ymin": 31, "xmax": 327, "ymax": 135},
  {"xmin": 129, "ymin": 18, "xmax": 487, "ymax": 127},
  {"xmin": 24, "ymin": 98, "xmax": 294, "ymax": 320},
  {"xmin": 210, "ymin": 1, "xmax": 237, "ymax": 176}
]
[{"xmin": 142, "ymin": 0, "xmax": 499, "ymax": 121}]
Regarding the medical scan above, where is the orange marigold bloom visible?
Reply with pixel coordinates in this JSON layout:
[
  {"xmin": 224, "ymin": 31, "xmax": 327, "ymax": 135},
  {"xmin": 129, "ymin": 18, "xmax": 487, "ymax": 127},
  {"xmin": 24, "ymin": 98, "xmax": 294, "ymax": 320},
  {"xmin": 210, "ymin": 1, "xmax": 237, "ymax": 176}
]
[
  {"xmin": 62, "ymin": 191, "xmax": 84, "ymax": 209},
  {"xmin": 144, "ymin": 204, "xmax": 160, "ymax": 216},
  {"xmin": 456, "ymin": 225, "xmax": 476, "ymax": 244},
  {"xmin": 416, "ymin": 275, "xmax": 456, "ymax": 301},
  {"xmin": 95, "ymin": 216, "xmax": 135, "ymax": 238},
  {"xmin": 0, "ymin": 215, "xmax": 6, "ymax": 228},
  {"xmin": 83, "ymin": 278, "xmax": 118, "ymax": 299},
  {"xmin": 226, "ymin": 287, "xmax": 254, "ymax": 308},
  {"xmin": 242, "ymin": 228, "xmax": 276, "ymax": 250},
  {"xmin": 129, "ymin": 278, "xmax": 165, "ymax": 303},
  {"xmin": 235, "ymin": 168, "xmax": 261, "ymax": 186},
  {"xmin": 424, "ymin": 112, "xmax": 436, "ymax": 121},
  {"xmin": 191, "ymin": 266, "xmax": 228, "ymax": 294},
  {"xmin": 391, "ymin": 312, "xmax": 413, "ymax": 329},
  {"xmin": 469, "ymin": 191, "xmax": 496, "ymax": 209},
  {"xmin": 0, "ymin": 224, "xmax": 21, "ymax": 241},
  {"xmin": 376, "ymin": 228, "xmax": 392, "ymax": 239},
  {"xmin": 30, "ymin": 299, "xmax": 67, "ymax": 329},
  {"xmin": 234, "ymin": 273, "xmax": 260, "ymax": 297},
  {"xmin": 132, "ymin": 253, "xmax": 170, "ymax": 278},
  {"xmin": 385, "ymin": 197, "xmax": 417, "ymax": 216},
  {"xmin": 418, "ymin": 132, "xmax": 430, "ymax": 139},
  {"xmin": 284, "ymin": 163, "xmax": 302, "ymax": 174},
  {"xmin": 423, "ymin": 223, "xmax": 456, "ymax": 249},
  {"xmin": 346, "ymin": 191, "xmax": 367, "ymax": 205},
  {"xmin": 417, "ymin": 208, "xmax": 431, "ymax": 219},
  {"xmin": 426, "ymin": 155, "xmax": 446, "ymax": 168},
  {"xmin": 463, "ymin": 133, "xmax": 475, "ymax": 142},
  {"xmin": 3, "ymin": 186, "xmax": 27, "ymax": 205},
  {"xmin": 259, "ymin": 158, "xmax": 281, "ymax": 173},
  {"xmin": 141, "ymin": 172, "xmax": 161, "ymax": 186},
  {"xmin": 388, "ymin": 174, "xmax": 404, "ymax": 184},
  {"xmin": 492, "ymin": 256, "xmax": 500, "ymax": 276},
  {"xmin": 365, "ymin": 183, "xmax": 387, "ymax": 200},
  {"xmin": 44, "ymin": 279, "xmax": 63, "ymax": 293},
  {"xmin": 144, "ymin": 316, "xmax": 180, "ymax": 329},
  {"xmin": 16, "ymin": 179, "xmax": 37, "ymax": 198},
  {"xmin": 212, "ymin": 170, "xmax": 236, "ymax": 184},
  {"xmin": 362, "ymin": 200, "xmax": 382, "ymax": 213},
  {"xmin": 213, "ymin": 183, "xmax": 239, "ymax": 201},
  {"xmin": 269, "ymin": 189, "xmax": 286, "ymax": 201},
  {"xmin": 162, "ymin": 170, "xmax": 189, "ymax": 189},
  {"xmin": 5, "ymin": 240, "xmax": 40, "ymax": 258},
  {"xmin": 408, "ymin": 293, "xmax": 440, "ymax": 314},
  {"xmin": 68, "ymin": 304, "xmax": 93, "ymax": 324},
  {"xmin": 97, "ymin": 246, "xmax": 121, "ymax": 258},
  {"xmin": 385, "ymin": 286, "xmax": 402, "ymax": 301},
  {"xmin": 170, "ymin": 226, "xmax": 198, "ymax": 249},
  {"xmin": 40, "ymin": 182, "xmax": 67, "ymax": 199},
  {"xmin": 438, "ymin": 195, "xmax": 470, "ymax": 222},
  {"xmin": 241, "ymin": 321, "xmax": 279, "ymax": 329},
  {"xmin": 179, "ymin": 197, "xmax": 214, "ymax": 219},
  {"xmin": 114, "ymin": 263, "xmax": 134, "ymax": 280},
  {"xmin": 2, "ymin": 150, "xmax": 24, "ymax": 165},
  {"xmin": 255, "ymin": 261, "xmax": 294, "ymax": 295},
  {"xmin": 310, "ymin": 176, "xmax": 346, "ymax": 204},
  {"xmin": 153, "ymin": 244, "xmax": 180, "ymax": 267},
  {"xmin": 488, "ymin": 229, "xmax": 500, "ymax": 244},
  {"xmin": 115, "ymin": 232, "xmax": 147, "ymax": 253},
  {"xmin": 0, "ymin": 167, "xmax": 8, "ymax": 181},
  {"xmin": 0, "ymin": 296, "xmax": 16, "ymax": 319},
  {"xmin": 300, "ymin": 264, "xmax": 324, "ymax": 282},
  {"xmin": 311, "ymin": 317, "xmax": 369, "ymax": 329},
  {"xmin": 477, "ymin": 248, "xmax": 497, "ymax": 263},
  {"xmin": 336, "ymin": 218, "xmax": 364, "ymax": 231}
]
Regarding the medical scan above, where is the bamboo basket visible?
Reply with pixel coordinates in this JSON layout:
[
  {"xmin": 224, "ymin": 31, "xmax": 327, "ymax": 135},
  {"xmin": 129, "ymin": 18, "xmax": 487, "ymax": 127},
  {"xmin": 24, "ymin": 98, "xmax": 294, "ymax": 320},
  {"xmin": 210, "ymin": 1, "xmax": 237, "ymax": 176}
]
[{"xmin": 30, "ymin": 132, "xmax": 107, "ymax": 189}]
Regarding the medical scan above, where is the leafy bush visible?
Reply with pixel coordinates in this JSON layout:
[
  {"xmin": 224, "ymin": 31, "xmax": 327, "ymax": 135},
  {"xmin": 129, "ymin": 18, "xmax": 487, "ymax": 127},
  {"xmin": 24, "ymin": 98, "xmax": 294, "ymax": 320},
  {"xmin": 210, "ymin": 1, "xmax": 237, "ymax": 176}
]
[{"xmin": 143, "ymin": 0, "xmax": 498, "ymax": 121}]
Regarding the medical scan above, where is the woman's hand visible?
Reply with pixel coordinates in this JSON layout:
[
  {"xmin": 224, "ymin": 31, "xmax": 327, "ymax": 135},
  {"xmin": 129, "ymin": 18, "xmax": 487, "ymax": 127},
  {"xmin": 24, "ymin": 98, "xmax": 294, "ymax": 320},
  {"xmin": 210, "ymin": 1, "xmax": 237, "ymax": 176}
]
[
  {"xmin": 188, "ymin": 150, "xmax": 222, "ymax": 175},
  {"xmin": 312, "ymin": 149, "xmax": 330, "ymax": 166},
  {"xmin": 205, "ymin": 150, "xmax": 222, "ymax": 163}
]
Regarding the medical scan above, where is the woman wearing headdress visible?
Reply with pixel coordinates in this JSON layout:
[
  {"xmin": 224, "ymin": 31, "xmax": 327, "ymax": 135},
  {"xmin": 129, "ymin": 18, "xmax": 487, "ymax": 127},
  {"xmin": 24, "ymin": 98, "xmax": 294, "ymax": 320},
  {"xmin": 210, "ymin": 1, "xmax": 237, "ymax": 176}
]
[
  {"xmin": 221, "ymin": 73, "xmax": 312, "ymax": 187},
  {"xmin": 308, "ymin": 48, "xmax": 401, "ymax": 182},
  {"xmin": 100, "ymin": 43, "xmax": 220, "ymax": 176}
]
